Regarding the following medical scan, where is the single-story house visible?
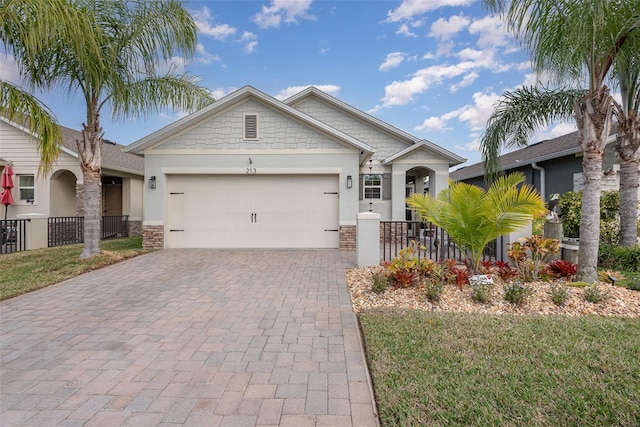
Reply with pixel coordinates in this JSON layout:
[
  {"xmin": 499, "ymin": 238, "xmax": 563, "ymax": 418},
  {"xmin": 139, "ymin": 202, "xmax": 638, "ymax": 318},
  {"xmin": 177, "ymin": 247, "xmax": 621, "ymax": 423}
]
[
  {"xmin": 449, "ymin": 129, "xmax": 629, "ymax": 200},
  {"xmin": 0, "ymin": 116, "xmax": 145, "ymax": 235},
  {"xmin": 125, "ymin": 85, "xmax": 465, "ymax": 250}
]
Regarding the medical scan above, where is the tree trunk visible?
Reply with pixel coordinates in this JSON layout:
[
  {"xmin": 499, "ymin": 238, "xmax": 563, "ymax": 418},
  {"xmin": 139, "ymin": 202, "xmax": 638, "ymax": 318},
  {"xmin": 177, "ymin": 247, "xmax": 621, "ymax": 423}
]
[
  {"xmin": 78, "ymin": 114, "xmax": 103, "ymax": 258},
  {"xmin": 615, "ymin": 112, "xmax": 640, "ymax": 248},
  {"xmin": 618, "ymin": 159, "xmax": 639, "ymax": 247},
  {"xmin": 575, "ymin": 86, "xmax": 613, "ymax": 283}
]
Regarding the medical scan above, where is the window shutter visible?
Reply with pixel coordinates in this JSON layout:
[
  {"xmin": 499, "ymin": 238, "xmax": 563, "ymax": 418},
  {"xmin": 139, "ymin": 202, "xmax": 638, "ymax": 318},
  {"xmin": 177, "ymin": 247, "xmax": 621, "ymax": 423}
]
[
  {"xmin": 244, "ymin": 114, "xmax": 257, "ymax": 139},
  {"xmin": 382, "ymin": 173, "xmax": 392, "ymax": 200},
  {"xmin": 359, "ymin": 174, "xmax": 364, "ymax": 200}
]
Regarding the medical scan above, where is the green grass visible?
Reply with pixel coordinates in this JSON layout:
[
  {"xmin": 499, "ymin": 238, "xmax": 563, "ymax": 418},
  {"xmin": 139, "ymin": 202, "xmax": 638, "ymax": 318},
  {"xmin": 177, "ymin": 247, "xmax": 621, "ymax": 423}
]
[
  {"xmin": 0, "ymin": 237, "xmax": 150, "ymax": 300},
  {"xmin": 360, "ymin": 310, "xmax": 640, "ymax": 427}
]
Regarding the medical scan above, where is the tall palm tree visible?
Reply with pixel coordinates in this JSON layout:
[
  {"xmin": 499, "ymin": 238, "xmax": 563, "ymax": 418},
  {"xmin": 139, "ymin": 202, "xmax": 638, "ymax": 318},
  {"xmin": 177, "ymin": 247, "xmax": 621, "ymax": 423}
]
[
  {"xmin": 407, "ymin": 173, "xmax": 546, "ymax": 274},
  {"xmin": 0, "ymin": 0, "xmax": 95, "ymax": 175},
  {"xmin": 481, "ymin": 0, "xmax": 640, "ymax": 282},
  {"xmin": 612, "ymin": 53, "xmax": 640, "ymax": 247},
  {"xmin": 6, "ymin": 0, "xmax": 215, "ymax": 257}
]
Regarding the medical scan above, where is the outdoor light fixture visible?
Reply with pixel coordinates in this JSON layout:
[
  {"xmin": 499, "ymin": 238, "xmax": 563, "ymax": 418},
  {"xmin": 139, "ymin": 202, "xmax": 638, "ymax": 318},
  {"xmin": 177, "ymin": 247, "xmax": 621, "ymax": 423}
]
[
  {"xmin": 148, "ymin": 176, "xmax": 156, "ymax": 189},
  {"xmin": 347, "ymin": 175, "xmax": 352, "ymax": 188}
]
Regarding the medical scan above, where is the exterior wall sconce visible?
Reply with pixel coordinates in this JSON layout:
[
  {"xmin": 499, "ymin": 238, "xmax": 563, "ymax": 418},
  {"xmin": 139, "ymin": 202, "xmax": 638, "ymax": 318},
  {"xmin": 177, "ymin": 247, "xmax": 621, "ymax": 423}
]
[
  {"xmin": 347, "ymin": 175, "xmax": 352, "ymax": 188},
  {"xmin": 148, "ymin": 176, "xmax": 156, "ymax": 189}
]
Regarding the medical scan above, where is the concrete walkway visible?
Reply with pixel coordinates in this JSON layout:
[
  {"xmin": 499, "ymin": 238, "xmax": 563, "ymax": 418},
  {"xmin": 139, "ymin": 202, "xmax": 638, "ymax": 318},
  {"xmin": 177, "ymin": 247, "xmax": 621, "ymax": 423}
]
[{"xmin": 0, "ymin": 250, "xmax": 378, "ymax": 426}]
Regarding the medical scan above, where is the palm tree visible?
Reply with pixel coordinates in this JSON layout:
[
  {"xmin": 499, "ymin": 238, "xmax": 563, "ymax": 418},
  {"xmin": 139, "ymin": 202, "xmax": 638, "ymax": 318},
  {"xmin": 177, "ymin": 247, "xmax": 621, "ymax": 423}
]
[
  {"xmin": 0, "ymin": 0, "xmax": 94, "ymax": 175},
  {"xmin": 5, "ymin": 0, "xmax": 215, "ymax": 257},
  {"xmin": 612, "ymin": 53, "xmax": 640, "ymax": 247},
  {"xmin": 480, "ymin": 0, "xmax": 640, "ymax": 282},
  {"xmin": 407, "ymin": 173, "xmax": 546, "ymax": 274}
]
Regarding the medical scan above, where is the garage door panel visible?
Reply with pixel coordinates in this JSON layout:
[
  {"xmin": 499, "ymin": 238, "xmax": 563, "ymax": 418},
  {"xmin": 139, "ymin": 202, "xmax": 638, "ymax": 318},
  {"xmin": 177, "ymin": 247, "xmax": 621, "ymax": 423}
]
[{"xmin": 167, "ymin": 174, "xmax": 339, "ymax": 248}]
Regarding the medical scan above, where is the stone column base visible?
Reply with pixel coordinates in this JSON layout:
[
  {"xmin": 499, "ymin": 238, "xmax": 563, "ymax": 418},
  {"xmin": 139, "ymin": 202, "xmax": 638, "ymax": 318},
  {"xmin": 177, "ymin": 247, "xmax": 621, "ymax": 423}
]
[
  {"xmin": 142, "ymin": 225, "xmax": 164, "ymax": 250},
  {"xmin": 339, "ymin": 225, "xmax": 356, "ymax": 250}
]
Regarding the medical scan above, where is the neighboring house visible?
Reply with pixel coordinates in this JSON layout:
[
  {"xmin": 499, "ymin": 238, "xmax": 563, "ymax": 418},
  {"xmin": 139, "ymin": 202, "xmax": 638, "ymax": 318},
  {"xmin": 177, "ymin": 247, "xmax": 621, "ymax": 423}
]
[
  {"xmin": 125, "ymin": 86, "xmax": 465, "ymax": 250},
  {"xmin": 449, "ymin": 130, "xmax": 627, "ymax": 201},
  {"xmin": 0, "ymin": 116, "xmax": 144, "ymax": 235}
]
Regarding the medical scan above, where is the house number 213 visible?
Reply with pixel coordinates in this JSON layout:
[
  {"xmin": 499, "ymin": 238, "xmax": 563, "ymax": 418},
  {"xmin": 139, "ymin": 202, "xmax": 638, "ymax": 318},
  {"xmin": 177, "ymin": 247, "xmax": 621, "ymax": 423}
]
[{"xmin": 246, "ymin": 168, "xmax": 257, "ymax": 174}]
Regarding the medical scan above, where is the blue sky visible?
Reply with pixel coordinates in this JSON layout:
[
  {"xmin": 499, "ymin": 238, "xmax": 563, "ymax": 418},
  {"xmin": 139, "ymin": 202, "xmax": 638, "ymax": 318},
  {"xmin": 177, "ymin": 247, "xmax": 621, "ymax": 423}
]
[{"xmin": 1, "ymin": 0, "xmax": 579, "ymax": 168}]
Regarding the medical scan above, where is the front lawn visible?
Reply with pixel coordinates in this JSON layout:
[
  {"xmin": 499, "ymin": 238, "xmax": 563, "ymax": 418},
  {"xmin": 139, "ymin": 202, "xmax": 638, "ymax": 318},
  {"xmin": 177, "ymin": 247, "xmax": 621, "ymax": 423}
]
[
  {"xmin": 360, "ymin": 310, "xmax": 640, "ymax": 427},
  {"xmin": 0, "ymin": 237, "xmax": 150, "ymax": 300}
]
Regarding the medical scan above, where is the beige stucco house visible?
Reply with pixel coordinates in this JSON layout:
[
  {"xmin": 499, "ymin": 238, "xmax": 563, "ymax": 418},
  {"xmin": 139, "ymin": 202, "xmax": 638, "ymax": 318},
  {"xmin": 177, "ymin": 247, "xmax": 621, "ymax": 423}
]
[
  {"xmin": 0, "ymin": 116, "xmax": 144, "ymax": 234},
  {"xmin": 126, "ymin": 86, "xmax": 465, "ymax": 250}
]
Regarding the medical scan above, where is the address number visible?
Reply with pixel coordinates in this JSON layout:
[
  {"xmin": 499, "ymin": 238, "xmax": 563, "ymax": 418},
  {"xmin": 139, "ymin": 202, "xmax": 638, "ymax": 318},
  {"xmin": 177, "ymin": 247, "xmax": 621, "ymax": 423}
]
[{"xmin": 246, "ymin": 168, "xmax": 257, "ymax": 174}]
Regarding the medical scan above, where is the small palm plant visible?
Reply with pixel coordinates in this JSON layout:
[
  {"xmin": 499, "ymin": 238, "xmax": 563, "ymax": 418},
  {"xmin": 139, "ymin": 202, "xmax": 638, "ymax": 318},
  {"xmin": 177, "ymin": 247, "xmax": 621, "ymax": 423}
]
[{"xmin": 406, "ymin": 172, "xmax": 546, "ymax": 274}]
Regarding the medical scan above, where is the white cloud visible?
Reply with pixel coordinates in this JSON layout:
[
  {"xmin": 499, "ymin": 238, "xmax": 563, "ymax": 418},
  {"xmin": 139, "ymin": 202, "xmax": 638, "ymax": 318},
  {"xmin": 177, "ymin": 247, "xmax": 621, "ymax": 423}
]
[
  {"xmin": 429, "ymin": 14, "xmax": 470, "ymax": 41},
  {"xmin": 210, "ymin": 87, "xmax": 238, "ymax": 100},
  {"xmin": 532, "ymin": 122, "xmax": 577, "ymax": 143},
  {"xmin": 195, "ymin": 43, "xmax": 221, "ymax": 65},
  {"xmin": 274, "ymin": 84, "xmax": 340, "ymax": 100},
  {"xmin": 387, "ymin": 0, "xmax": 475, "ymax": 22},
  {"xmin": 156, "ymin": 56, "xmax": 187, "ymax": 75},
  {"xmin": 379, "ymin": 52, "xmax": 407, "ymax": 72},
  {"xmin": 396, "ymin": 23, "xmax": 417, "ymax": 37},
  {"xmin": 468, "ymin": 15, "xmax": 511, "ymax": 49},
  {"xmin": 252, "ymin": 0, "xmax": 315, "ymax": 29},
  {"xmin": 239, "ymin": 32, "xmax": 259, "ymax": 54},
  {"xmin": 0, "ymin": 54, "xmax": 21, "ymax": 84},
  {"xmin": 191, "ymin": 7, "xmax": 237, "ymax": 41},
  {"xmin": 415, "ymin": 116, "xmax": 451, "ymax": 132},
  {"xmin": 449, "ymin": 72, "xmax": 479, "ymax": 92}
]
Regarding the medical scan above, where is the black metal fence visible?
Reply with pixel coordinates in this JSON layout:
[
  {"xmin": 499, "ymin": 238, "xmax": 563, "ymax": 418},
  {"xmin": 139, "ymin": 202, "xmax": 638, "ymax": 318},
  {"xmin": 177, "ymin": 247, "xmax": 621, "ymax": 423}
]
[
  {"xmin": 1, "ymin": 219, "xmax": 29, "ymax": 254},
  {"xmin": 381, "ymin": 220, "xmax": 506, "ymax": 263},
  {"xmin": 48, "ymin": 215, "xmax": 129, "ymax": 247}
]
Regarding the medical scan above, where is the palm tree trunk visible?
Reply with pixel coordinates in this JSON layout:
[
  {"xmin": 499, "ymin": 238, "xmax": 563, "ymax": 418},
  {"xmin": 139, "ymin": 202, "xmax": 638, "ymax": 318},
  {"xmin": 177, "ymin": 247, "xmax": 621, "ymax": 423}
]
[
  {"xmin": 78, "ymin": 116, "xmax": 103, "ymax": 258},
  {"xmin": 619, "ymin": 158, "xmax": 639, "ymax": 247},
  {"xmin": 575, "ymin": 87, "xmax": 613, "ymax": 283}
]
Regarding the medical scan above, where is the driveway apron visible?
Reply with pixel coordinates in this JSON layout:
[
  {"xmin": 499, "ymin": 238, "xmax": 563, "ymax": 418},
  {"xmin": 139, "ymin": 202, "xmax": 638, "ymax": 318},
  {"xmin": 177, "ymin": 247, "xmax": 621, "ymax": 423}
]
[{"xmin": 0, "ymin": 249, "xmax": 378, "ymax": 426}]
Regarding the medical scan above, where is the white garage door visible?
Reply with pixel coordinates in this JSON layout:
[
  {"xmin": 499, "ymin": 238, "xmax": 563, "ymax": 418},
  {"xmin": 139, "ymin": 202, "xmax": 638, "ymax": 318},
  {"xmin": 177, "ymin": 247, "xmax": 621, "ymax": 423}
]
[{"xmin": 166, "ymin": 174, "xmax": 339, "ymax": 248}]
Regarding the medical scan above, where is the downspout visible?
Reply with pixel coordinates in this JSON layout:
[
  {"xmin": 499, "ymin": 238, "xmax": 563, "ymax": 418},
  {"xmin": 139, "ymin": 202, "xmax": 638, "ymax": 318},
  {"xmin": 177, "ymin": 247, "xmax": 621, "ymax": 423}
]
[{"xmin": 531, "ymin": 162, "xmax": 545, "ymax": 200}]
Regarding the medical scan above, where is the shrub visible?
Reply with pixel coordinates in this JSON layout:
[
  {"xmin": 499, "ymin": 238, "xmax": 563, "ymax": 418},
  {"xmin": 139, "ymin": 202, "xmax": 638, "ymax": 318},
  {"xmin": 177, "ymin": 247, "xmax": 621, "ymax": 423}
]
[
  {"xmin": 548, "ymin": 259, "xmax": 577, "ymax": 279},
  {"xmin": 507, "ymin": 235, "xmax": 559, "ymax": 281},
  {"xmin": 583, "ymin": 283, "xmax": 610, "ymax": 304},
  {"xmin": 371, "ymin": 273, "xmax": 388, "ymax": 294},
  {"xmin": 387, "ymin": 243, "xmax": 422, "ymax": 287},
  {"xmin": 625, "ymin": 277, "xmax": 640, "ymax": 291},
  {"xmin": 559, "ymin": 190, "xmax": 633, "ymax": 244},
  {"xmin": 423, "ymin": 278, "xmax": 446, "ymax": 302},
  {"xmin": 450, "ymin": 267, "xmax": 470, "ymax": 290},
  {"xmin": 470, "ymin": 283, "xmax": 493, "ymax": 304},
  {"xmin": 597, "ymin": 270, "xmax": 625, "ymax": 284},
  {"xmin": 550, "ymin": 282, "xmax": 570, "ymax": 306},
  {"xmin": 598, "ymin": 245, "xmax": 640, "ymax": 272},
  {"xmin": 504, "ymin": 281, "xmax": 533, "ymax": 305}
]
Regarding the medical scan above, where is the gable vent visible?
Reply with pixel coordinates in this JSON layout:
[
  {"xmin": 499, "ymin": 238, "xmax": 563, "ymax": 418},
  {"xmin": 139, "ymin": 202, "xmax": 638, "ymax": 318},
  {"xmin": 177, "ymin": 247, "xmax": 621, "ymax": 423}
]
[{"xmin": 244, "ymin": 114, "xmax": 258, "ymax": 139}]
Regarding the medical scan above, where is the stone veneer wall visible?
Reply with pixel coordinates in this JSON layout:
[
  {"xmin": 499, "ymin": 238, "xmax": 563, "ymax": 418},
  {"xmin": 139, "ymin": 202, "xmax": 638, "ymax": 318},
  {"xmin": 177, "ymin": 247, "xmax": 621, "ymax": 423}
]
[
  {"xmin": 129, "ymin": 220, "xmax": 142, "ymax": 237},
  {"xmin": 380, "ymin": 222, "xmax": 408, "ymax": 244},
  {"xmin": 339, "ymin": 225, "xmax": 356, "ymax": 250},
  {"xmin": 143, "ymin": 225, "xmax": 164, "ymax": 250}
]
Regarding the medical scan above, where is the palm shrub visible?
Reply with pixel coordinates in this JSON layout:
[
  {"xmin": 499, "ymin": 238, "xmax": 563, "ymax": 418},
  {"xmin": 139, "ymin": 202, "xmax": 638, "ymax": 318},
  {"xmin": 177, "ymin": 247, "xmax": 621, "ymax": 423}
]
[{"xmin": 407, "ymin": 173, "xmax": 546, "ymax": 274}]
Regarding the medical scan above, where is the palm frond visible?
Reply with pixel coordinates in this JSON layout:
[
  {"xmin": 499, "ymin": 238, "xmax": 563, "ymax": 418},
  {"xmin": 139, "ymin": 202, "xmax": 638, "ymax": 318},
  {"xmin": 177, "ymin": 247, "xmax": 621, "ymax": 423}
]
[
  {"xmin": 0, "ymin": 81, "xmax": 62, "ymax": 176},
  {"xmin": 480, "ymin": 86, "xmax": 585, "ymax": 180}
]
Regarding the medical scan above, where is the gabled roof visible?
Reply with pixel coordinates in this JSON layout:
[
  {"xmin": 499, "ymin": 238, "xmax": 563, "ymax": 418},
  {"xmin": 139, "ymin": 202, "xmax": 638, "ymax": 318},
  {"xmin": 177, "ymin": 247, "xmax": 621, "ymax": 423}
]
[
  {"xmin": 59, "ymin": 126, "xmax": 144, "ymax": 175},
  {"xmin": 383, "ymin": 140, "xmax": 466, "ymax": 166},
  {"xmin": 450, "ymin": 129, "xmax": 619, "ymax": 181},
  {"xmin": 124, "ymin": 85, "xmax": 374, "ymax": 155},
  {"xmin": 0, "ymin": 115, "xmax": 143, "ymax": 175},
  {"xmin": 285, "ymin": 87, "xmax": 466, "ymax": 167}
]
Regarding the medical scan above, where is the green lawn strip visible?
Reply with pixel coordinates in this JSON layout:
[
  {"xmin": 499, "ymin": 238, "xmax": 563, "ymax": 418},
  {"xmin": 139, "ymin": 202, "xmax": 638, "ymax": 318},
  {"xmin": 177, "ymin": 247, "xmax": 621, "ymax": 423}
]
[
  {"xmin": 359, "ymin": 310, "xmax": 640, "ymax": 427},
  {"xmin": 0, "ymin": 237, "xmax": 150, "ymax": 300}
]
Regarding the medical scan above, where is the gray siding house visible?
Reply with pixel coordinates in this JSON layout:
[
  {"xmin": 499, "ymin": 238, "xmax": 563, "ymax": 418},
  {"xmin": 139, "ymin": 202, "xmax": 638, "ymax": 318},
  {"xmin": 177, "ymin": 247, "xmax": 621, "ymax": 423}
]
[{"xmin": 125, "ymin": 86, "xmax": 465, "ymax": 250}]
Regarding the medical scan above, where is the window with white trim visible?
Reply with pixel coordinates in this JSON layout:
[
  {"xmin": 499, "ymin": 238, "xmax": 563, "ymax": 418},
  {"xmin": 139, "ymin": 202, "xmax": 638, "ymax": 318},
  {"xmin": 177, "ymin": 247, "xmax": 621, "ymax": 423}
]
[
  {"xmin": 244, "ymin": 113, "xmax": 258, "ymax": 140},
  {"xmin": 363, "ymin": 174, "xmax": 382, "ymax": 199},
  {"xmin": 18, "ymin": 174, "xmax": 35, "ymax": 201}
]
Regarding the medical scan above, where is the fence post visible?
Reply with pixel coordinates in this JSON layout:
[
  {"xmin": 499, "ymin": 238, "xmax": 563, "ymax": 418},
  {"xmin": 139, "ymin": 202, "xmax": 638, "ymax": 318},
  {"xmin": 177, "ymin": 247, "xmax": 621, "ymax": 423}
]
[
  {"xmin": 356, "ymin": 212, "xmax": 381, "ymax": 267},
  {"xmin": 16, "ymin": 213, "xmax": 48, "ymax": 250}
]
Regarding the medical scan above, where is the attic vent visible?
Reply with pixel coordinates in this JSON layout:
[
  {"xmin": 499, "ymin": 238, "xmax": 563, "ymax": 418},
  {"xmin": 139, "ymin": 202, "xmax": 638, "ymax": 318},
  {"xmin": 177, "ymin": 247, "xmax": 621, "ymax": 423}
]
[{"xmin": 244, "ymin": 114, "xmax": 258, "ymax": 140}]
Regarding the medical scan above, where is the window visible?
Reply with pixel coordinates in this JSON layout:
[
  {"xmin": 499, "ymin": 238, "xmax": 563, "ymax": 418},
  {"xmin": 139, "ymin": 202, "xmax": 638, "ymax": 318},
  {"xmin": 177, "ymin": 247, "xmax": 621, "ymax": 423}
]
[
  {"xmin": 18, "ymin": 174, "xmax": 35, "ymax": 201},
  {"xmin": 244, "ymin": 113, "xmax": 258, "ymax": 140},
  {"xmin": 363, "ymin": 174, "xmax": 382, "ymax": 199}
]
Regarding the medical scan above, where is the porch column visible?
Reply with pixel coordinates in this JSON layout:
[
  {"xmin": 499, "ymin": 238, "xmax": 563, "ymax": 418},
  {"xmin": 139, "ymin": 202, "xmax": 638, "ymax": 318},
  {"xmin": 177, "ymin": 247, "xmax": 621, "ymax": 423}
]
[
  {"xmin": 428, "ymin": 167, "xmax": 449, "ymax": 196},
  {"xmin": 391, "ymin": 166, "xmax": 407, "ymax": 221}
]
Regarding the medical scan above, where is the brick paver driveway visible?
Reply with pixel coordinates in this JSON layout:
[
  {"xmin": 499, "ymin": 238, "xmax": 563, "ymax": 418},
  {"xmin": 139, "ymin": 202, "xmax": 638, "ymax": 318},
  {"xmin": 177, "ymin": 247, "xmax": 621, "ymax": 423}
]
[{"xmin": 1, "ymin": 249, "xmax": 378, "ymax": 426}]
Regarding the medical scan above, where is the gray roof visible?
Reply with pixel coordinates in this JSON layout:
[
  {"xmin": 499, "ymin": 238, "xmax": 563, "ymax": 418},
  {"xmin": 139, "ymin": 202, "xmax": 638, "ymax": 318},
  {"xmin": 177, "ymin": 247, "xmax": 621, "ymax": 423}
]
[
  {"xmin": 450, "ymin": 131, "xmax": 582, "ymax": 181},
  {"xmin": 60, "ymin": 126, "xmax": 144, "ymax": 175}
]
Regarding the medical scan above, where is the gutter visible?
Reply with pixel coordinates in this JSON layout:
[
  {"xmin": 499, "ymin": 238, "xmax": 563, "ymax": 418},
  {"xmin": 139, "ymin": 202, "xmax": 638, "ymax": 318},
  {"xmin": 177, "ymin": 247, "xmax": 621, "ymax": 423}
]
[{"xmin": 531, "ymin": 162, "xmax": 545, "ymax": 199}]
